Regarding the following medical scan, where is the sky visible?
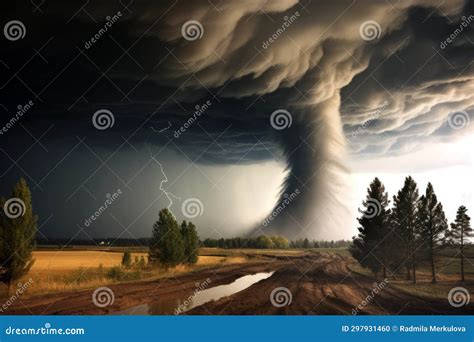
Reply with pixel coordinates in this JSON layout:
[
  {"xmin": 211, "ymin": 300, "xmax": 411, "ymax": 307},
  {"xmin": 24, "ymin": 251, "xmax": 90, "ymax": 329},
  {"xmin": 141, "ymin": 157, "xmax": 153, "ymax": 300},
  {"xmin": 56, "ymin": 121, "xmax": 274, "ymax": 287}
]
[{"xmin": 0, "ymin": 0, "xmax": 473, "ymax": 241}]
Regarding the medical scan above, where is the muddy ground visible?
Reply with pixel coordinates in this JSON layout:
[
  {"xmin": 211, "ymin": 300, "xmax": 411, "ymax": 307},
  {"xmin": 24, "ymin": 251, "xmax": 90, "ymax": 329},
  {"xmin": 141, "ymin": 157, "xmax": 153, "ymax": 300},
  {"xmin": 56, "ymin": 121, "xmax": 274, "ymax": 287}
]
[{"xmin": 4, "ymin": 252, "xmax": 473, "ymax": 315}]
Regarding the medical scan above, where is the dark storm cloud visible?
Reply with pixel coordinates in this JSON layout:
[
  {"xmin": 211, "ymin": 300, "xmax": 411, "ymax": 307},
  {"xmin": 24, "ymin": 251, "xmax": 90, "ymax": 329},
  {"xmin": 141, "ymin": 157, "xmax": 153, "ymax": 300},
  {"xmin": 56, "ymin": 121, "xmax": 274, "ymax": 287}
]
[
  {"xmin": 1, "ymin": 1, "xmax": 471, "ymax": 158},
  {"xmin": 342, "ymin": 4, "xmax": 474, "ymax": 156},
  {"xmin": 1, "ymin": 0, "xmax": 473, "ymax": 239}
]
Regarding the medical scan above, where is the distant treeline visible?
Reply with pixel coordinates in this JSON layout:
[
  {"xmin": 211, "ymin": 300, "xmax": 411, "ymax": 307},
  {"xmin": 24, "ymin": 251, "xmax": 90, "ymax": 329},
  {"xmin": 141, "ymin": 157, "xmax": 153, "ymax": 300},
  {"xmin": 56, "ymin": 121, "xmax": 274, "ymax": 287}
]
[
  {"xmin": 36, "ymin": 237, "xmax": 351, "ymax": 250},
  {"xmin": 201, "ymin": 236, "xmax": 351, "ymax": 249},
  {"xmin": 36, "ymin": 238, "xmax": 150, "ymax": 247},
  {"xmin": 351, "ymin": 176, "xmax": 472, "ymax": 283}
]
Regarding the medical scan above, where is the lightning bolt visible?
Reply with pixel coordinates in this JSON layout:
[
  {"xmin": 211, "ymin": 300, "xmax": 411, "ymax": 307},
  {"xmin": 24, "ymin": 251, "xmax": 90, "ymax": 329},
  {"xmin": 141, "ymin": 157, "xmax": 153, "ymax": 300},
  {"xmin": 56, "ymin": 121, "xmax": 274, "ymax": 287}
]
[{"xmin": 146, "ymin": 142, "xmax": 181, "ymax": 216}]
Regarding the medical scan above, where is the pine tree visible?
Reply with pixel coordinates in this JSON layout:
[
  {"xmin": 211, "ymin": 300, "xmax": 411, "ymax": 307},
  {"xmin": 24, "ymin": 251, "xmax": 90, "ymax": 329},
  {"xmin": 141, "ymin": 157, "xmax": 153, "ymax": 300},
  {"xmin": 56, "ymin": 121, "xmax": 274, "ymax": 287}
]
[
  {"xmin": 447, "ymin": 206, "xmax": 472, "ymax": 282},
  {"xmin": 0, "ymin": 178, "xmax": 38, "ymax": 293},
  {"xmin": 180, "ymin": 220, "xmax": 199, "ymax": 264},
  {"xmin": 149, "ymin": 209, "xmax": 184, "ymax": 267},
  {"xmin": 391, "ymin": 176, "xmax": 420, "ymax": 283},
  {"xmin": 350, "ymin": 177, "xmax": 391, "ymax": 276},
  {"xmin": 417, "ymin": 183, "xmax": 448, "ymax": 283}
]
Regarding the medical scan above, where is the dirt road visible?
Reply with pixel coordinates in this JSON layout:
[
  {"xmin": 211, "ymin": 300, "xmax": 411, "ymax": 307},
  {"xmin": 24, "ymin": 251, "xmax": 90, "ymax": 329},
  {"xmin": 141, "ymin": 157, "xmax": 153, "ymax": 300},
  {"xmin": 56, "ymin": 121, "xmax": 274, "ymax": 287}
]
[{"xmin": 4, "ymin": 252, "xmax": 473, "ymax": 315}]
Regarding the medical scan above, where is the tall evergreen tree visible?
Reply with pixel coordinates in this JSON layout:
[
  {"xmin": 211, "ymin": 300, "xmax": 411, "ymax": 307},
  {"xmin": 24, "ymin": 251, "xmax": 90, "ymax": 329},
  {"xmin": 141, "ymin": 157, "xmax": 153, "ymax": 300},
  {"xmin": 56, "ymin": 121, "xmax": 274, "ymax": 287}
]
[
  {"xmin": 391, "ymin": 176, "xmax": 420, "ymax": 283},
  {"xmin": 417, "ymin": 183, "xmax": 448, "ymax": 283},
  {"xmin": 447, "ymin": 206, "xmax": 472, "ymax": 282},
  {"xmin": 350, "ymin": 178, "xmax": 391, "ymax": 276},
  {"xmin": 0, "ymin": 178, "xmax": 37, "ymax": 293},
  {"xmin": 149, "ymin": 209, "xmax": 184, "ymax": 267},
  {"xmin": 180, "ymin": 220, "xmax": 199, "ymax": 264}
]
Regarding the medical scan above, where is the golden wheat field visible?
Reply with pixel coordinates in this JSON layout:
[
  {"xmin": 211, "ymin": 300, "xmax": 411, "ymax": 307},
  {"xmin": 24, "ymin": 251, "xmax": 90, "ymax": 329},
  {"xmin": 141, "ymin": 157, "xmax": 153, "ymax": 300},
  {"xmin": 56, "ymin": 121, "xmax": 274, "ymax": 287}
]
[
  {"xmin": 30, "ymin": 251, "xmax": 245, "ymax": 271},
  {"xmin": 0, "ymin": 250, "xmax": 249, "ymax": 296},
  {"xmin": 31, "ymin": 251, "xmax": 148, "ymax": 271}
]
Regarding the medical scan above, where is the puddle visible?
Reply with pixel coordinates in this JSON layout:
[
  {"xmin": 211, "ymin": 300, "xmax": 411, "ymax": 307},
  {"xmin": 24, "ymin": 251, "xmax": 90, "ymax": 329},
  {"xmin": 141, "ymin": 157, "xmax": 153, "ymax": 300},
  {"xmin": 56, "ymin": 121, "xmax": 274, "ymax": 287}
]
[{"xmin": 114, "ymin": 271, "xmax": 274, "ymax": 315}]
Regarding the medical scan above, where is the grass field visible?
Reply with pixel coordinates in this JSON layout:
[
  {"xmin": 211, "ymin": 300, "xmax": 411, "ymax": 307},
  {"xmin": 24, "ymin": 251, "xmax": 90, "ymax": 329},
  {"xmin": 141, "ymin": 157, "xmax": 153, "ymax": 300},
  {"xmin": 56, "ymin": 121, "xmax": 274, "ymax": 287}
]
[
  {"xmin": 31, "ymin": 251, "xmax": 149, "ymax": 270},
  {"xmin": 348, "ymin": 246, "xmax": 474, "ymax": 301},
  {"xmin": 1, "ymin": 246, "xmax": 472, "ymax": 300},
  {"xmin": 0, "ymin": 249, "xmax": 248, "ymax": 296},
  {"xmin": 30, "ymin": 251, "xmax": 247, "ymax": 271}
]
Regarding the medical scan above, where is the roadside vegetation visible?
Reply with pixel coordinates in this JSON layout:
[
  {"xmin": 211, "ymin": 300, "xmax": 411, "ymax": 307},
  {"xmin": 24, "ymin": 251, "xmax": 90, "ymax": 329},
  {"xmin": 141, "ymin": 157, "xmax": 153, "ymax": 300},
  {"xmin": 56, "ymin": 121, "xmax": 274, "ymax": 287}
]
[{"xmin": 1, "ymin": 176, "xmax": 471, "ymax": 303}]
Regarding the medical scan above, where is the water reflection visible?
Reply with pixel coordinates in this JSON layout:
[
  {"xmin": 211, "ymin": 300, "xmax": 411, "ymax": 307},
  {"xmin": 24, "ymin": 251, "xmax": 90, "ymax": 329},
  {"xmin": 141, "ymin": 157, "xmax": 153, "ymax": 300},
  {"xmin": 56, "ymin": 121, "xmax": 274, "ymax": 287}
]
[{"xmin": 114, "ymin": 272, "xmax": 274, "ymax": 315}]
